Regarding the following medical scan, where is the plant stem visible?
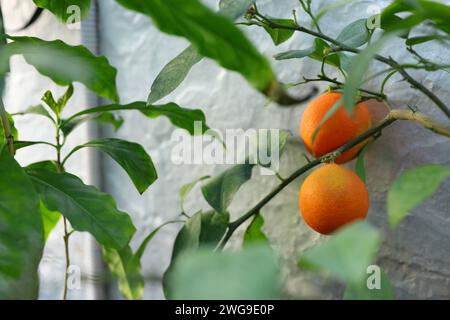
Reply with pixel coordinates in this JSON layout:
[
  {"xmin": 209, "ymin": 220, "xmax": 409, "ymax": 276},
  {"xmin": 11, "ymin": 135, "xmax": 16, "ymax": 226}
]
[
  {"xmin": 62, "ymin": 217, "xmax": 70, "ymax": 300},
  {"xmin": 0, "ymin": 99, "xmax": 14, "ymax": 155},
  {"xmin": 253, "ymin": 15, "xmax": 450, "ymax": 119},
  {"xmin": 55, "ymin": 116, "xmax": 70, "ymax": 300},
  {"xmin": 217, "ymin": 110, "xmax": 450, "ymax": 250}
]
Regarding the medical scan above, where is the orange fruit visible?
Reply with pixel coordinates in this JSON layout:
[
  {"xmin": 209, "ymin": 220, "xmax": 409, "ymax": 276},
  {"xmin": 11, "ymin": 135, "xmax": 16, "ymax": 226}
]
[
  {"xmin": 300, "ymin": 92, "xmax": 372, "ymax": 164},
  {"xmin": 299, "ymin": 164, "xmax": 369, "ymax": 235}
]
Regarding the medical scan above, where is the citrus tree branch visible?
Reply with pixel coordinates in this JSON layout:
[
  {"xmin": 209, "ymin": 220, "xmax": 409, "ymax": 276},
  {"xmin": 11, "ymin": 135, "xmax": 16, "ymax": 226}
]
[
  {"xmin": 390, "ymin": 109, "xmax": 450, "ymax": 137},
  {"xmin": 217, "ymin": 110, "xmax": 450, "ymax": 250},
  {"xmin": 252, "ymin": 13, "xmax": 450, "ymax": 119},
  {"xmin": 297, "ymin": 75, "xmax": 387, "ymax": 100}
]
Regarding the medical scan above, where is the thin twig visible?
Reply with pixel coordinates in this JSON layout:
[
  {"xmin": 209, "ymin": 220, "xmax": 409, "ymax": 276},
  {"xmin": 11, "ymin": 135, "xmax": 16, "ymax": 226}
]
[
  {"xmin": 62, "ymin": 217, "xmax": 70, "ymax": 300},
  {"xmin": 251, "ymin": 15, "xmax": 450, "ymax": 119},
  {"xmin": 299, "ymin": 0, "xmax": 323, "ymax": 33}
]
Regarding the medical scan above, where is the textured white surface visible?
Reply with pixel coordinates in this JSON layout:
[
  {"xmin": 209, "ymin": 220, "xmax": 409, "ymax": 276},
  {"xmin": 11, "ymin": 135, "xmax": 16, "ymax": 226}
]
[{"xmin": 98, "ymin": 0, "xmax": 450, "ymax": 299}]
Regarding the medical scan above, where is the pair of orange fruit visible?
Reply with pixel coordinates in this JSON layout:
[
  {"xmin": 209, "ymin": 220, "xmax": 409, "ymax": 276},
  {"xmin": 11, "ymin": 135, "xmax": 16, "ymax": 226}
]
[{"xmin": 298, "ymin": 92, "xmax": 371, "ymax": 235}]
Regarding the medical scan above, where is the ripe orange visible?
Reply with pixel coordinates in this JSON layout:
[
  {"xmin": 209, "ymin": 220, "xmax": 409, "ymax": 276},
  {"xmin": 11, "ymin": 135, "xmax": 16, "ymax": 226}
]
[
  {"xmin": 300, "ymin": 92, "xmax": 372, "ymax": 164},
  {"xmin": 299, "ymin": 164, "xmax": 369, "ymax": 235}
]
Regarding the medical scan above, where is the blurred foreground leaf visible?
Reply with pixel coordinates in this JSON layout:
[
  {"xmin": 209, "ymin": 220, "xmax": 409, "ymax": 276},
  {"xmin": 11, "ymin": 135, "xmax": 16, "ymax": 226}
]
[{"xmin": 163, "ymin": 211, "xmax": 229, "ymax": 299}]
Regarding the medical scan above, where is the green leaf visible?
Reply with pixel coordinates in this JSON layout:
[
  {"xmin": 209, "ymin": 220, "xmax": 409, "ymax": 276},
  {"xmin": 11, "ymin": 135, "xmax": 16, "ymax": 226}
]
[
  {"xmin": 27, "ymin": 169, "xmax": 135, "ymax": 249},
  {"xmin": 115, "ymin": 0, "xmax": 275, "ymax": 92},
  {"xmin": 33, "ymin": 0, "xmax": 91, "ymax": 23},
  {"xmin": 309, "ymin": 39, "xmax": 341, "ymax": 67},
  {"xmin": 14, "ymin": 141, "xmax": 41, "ymax": 151},
  {"xmin": 298, "ymin": 221, "xmax": 381, "ymax": 284},
  {"xmin": 343, "ymin": 34, "xmax": 394, "ymax": 113},
  {"xmin": 141, "ymin": 103, "xmax": 209, "ymax": 135},
  {"xmin": 381, "ymin": 0, "xmax": 450, "ymax": 36},
  {"xmin": 201, "ymin": 164, "xmax": 254, "ymax": 213},
  {"xmin": 70, "ymin": 138, "xmax": 157, "ymax": 194},
  {"xmin": 40, "ymin": 201, "xmax": 60, "ymax": 240},
  {"xmin": 170, "ymin": 211, "xmax": 229, "ymax": 258},
  {"xmin": 355, "ymin": 145, "xmax": 368, "ymax": 184},
  {"xmin": 179, "ymin": 175, "xmax": 210, "ymax": 212},
  {"xmin": 92, "ymin": 112, "xmax": 124, "ymax": 131},
  {"xmin": 219, "ymin": 0, "xmax": 255, "ymax": 21},
  {"xmin": 255, "ymin": 129, "xmax": 290, "ymax": 170},
  {"xmin": 243, "ymin": 214, "xmax": 270, "ymax": 248},
  {"xmin": 1, "ymin": 36, "xmax": 119, "ymax": 102},
  {"xmin": 264, "ymin": 19, "xmax": 296, "ymax": 46},
  {"xmin": 166, "ymin": 246, "xmax": 280, "ymax": 300},
  {"xmin": 199, "ymin": 211, "xmax": 229, "ymax": 245},
  {"xmin": 380, "ymin": 2, "xmax": 421, "ymax": 34},
  {"xmin": 336, "ymin": 19, "xmax": 370, "ymax": 48},
  {"xmin": 274, "ymin": 39, "xmax": 340, "ymax": 67},
  {"xmin": 147, "ymin": 46, "xmax": 203, "ymax": 104},
  {"xmin": 218, "ymin": 0, "xmax": 254, "ymax": 20},
  {"xmin": 0, "ymin": 144, "xmax": 44, "ymax": 299},
  {"xmin": 387, "ymin": 164, "xmax": 450, "ymax": 227},
  {"xmin": 41, "ymin": 85, "xmax": 74, "ymax": 115},
  {"xmin": 62, "ymin": 102, "xmax": 209, "ymax": 136},
  {"xmin": 163, "ymin": 211, "xmax": 229, "ymax": 298},
  {"xmin": 311, "ymin": 97, "xmax": 343, "ymax": 146},
  {"xmin": 344, "ymin": 269, "xmax": 395, "ymax": 300},
  {"xmin": 103, "ymin": 245, "xmax": 143, "ymax": 300}
]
